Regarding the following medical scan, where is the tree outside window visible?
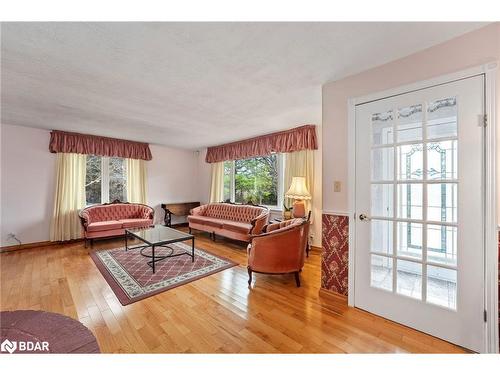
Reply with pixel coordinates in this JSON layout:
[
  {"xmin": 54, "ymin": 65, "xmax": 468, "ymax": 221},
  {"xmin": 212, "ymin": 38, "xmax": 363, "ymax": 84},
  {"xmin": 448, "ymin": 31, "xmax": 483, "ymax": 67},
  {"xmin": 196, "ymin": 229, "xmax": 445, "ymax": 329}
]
[
  {"xmin": 85, "ymin": 156, "xmax": 127, "ymax": 205},
  {"xmin": 224, "ymin": 154, "xmax": 280, "ymax": 207}
]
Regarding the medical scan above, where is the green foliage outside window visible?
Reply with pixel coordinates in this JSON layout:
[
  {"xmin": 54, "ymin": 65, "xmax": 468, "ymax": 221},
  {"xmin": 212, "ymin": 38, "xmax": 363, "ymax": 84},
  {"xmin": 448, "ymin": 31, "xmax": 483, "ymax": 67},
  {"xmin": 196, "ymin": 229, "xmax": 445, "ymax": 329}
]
[{"xmin": 224, "ymin": 155, "xmax": 279, "ymax": 206}]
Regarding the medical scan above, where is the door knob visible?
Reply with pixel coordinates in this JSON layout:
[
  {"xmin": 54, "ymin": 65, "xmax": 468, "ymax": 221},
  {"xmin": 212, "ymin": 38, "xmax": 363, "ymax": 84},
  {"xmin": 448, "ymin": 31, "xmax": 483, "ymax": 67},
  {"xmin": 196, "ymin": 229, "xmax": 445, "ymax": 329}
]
[{"xmin": 359, "ymin": 214, "xmax": 370, "ymax": 221}]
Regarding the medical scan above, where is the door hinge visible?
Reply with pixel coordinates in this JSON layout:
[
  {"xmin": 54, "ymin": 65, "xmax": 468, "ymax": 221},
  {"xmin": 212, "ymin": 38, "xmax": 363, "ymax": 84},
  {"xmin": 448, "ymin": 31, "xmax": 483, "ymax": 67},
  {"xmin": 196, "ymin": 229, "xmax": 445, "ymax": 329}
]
[{"xmin": 484, "ymin": 310, "xmax": 487, "ymax": 322}]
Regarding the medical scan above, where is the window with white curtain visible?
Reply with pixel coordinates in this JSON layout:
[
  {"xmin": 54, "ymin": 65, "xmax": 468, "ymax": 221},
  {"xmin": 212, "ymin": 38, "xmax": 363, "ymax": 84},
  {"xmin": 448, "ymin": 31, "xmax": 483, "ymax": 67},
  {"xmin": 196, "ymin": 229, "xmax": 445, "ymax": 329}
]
[
  {"xmin": 85, "ymin": 155, "xmax": 127, "ymax": 205},
  {"xmin": 223, "ymin": 154, "xmax": 284, "ymax": 208}
]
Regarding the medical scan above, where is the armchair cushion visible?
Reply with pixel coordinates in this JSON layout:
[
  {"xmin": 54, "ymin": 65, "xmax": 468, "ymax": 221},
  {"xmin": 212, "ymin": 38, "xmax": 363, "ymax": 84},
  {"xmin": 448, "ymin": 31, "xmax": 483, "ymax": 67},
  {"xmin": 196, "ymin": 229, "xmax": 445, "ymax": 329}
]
[{"xmin": 264, "ymin": 218, "xmax": 304, "ymax": 233}]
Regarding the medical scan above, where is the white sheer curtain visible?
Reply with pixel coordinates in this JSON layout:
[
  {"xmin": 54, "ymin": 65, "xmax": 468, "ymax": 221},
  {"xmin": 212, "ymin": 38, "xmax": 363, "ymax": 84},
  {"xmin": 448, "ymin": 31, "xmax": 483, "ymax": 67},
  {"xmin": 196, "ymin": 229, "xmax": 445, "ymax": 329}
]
[
  {"xmin": 50, "ymin": 153, "xmax": 87, "ymax": 241},
  {"xmin": 126, "ymin": 158, "xmax": 147, "ymax": 204},
  {"xmin": 209, "ymin": 161, "xmax": 225, "ymax": 203},
  {"xmin": 284, "ymin": 149, "xmax": 314, "ymax": 217}
]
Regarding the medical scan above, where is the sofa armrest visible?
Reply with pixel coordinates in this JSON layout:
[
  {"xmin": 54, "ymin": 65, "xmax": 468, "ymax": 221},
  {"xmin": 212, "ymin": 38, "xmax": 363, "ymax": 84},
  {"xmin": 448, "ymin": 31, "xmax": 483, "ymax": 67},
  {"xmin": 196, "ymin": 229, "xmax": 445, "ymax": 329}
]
[
  {"xmin": 79, "ymin": 210, "xmax": 90, "ymax": 229},
  {"xmin": 190, "ymin": 204, "xmax": 208, "ymax": 216},
  {"xmin": 142, "ymin": 206, "xmax": 154, "ymax": 220},
  {"xmin": 250, "ymin": 209, "xmax": 270, "ymax": 235}
]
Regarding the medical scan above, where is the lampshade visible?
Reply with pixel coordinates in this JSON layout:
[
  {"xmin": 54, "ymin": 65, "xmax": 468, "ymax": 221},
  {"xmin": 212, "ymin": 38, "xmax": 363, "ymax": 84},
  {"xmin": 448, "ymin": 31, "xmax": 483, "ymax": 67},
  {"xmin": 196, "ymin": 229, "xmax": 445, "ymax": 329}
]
[{"xmin": 285, "ymin": 176, "xmax": 311, "ymax": 200}]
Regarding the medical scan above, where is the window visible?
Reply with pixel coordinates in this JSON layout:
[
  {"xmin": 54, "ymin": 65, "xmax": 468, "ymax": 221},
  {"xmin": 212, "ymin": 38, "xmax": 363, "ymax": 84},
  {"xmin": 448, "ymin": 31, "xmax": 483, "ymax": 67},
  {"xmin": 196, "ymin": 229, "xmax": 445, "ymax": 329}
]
[
  {"xmin": 85, "ymin": 156, "xmax": 127, "ymax": 205},
  {"xmin": 223, "ymin": 154, "xmax": 283, "ymax": 208}
]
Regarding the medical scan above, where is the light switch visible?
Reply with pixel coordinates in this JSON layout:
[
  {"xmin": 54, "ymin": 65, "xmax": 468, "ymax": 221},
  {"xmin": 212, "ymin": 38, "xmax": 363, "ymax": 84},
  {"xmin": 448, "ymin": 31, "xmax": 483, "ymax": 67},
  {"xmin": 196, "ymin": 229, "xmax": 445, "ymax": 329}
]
[{"xmin": 334, "ymin": 181, "xmax": 341, "ymax": 192}]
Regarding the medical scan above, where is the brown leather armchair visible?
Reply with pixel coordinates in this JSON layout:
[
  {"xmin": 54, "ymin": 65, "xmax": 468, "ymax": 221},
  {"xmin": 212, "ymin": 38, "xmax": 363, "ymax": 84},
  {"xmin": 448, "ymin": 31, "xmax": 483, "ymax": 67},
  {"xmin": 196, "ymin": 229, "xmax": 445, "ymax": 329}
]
[{"xmin": 247, "ymin": 218, "xmax": 309, "ymax": 287}]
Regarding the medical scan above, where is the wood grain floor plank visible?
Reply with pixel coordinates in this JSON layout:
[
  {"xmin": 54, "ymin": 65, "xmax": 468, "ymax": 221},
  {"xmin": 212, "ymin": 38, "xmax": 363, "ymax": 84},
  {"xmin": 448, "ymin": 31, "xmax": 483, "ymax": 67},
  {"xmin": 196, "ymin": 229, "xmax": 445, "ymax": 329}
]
[{"xmin": 0, "ymin": 229, "xmax": 467, "ymax": 353}]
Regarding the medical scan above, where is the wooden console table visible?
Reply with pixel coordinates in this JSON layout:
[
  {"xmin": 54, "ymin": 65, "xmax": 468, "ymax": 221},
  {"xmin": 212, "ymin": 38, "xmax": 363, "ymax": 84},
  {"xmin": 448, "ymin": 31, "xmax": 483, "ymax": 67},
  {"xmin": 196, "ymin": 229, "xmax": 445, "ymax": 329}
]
[{"xmin": 161, "ymin": 202, "xmax": 200, "ymax": 227}]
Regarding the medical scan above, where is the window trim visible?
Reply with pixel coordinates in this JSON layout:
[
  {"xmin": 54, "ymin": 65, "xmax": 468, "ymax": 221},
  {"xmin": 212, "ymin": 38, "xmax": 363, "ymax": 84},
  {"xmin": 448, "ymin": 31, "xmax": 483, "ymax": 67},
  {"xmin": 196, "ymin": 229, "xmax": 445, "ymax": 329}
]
[
  {"xmin": 85, "ymin": 155, "xmax": 127, "ymax": 206},
  {"xmin": 224, "ymin": 153, "xmax": 284, "ymax": 210},
  {"xmin": 101, "ymin": 156, "xmax": 110, "ymax": 204}
]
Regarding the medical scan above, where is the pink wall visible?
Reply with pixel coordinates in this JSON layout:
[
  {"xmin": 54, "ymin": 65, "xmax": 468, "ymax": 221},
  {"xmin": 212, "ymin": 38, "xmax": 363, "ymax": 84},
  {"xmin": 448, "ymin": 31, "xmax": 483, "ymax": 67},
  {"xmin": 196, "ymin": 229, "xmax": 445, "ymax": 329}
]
[
  {"xmin": 0, "ymin": 124, "xmax": 56, "ymax": 246},
  {"xmin": 0, "ymin": 124, "xmax": 200, "ymax": 246},
  {"xmin": 148, "ymin": 144, "xmax": 200, "ymax": 225},
  {"xmin": 322, "ymin": 23, "xmax": 500, "ymax": 213}
]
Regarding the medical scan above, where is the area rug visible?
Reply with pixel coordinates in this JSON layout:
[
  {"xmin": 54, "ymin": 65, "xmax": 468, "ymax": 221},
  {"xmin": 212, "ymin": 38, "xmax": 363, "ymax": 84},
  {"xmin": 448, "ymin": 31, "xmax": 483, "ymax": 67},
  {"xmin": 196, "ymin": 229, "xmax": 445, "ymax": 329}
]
[
  {"xmin": 90, "ymin": 242, "xmax": 238, "ymax": 305},
  {"xmin": 0, "ymin": 310, "xmax": 100, "ymax": 354}
]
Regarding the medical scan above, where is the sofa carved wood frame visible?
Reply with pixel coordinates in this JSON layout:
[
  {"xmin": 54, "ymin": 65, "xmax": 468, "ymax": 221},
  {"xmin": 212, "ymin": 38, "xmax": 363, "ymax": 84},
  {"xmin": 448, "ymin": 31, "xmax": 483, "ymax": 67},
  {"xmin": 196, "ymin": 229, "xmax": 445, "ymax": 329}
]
[
  {"xmin": 79, "ymin": 200, "xmax": 155, "ymax": 247},
  {"xmin": 188, "ymin": 202, "xmax": 270, "ymax": 243}
]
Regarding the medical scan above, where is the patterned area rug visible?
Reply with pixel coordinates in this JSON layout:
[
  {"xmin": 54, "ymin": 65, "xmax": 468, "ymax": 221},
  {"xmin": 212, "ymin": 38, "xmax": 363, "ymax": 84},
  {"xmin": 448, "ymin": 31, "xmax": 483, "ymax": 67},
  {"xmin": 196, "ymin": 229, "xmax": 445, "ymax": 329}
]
[{"xmin": 90, "ymin": 242, "xmax": 237, "ymax": 305}]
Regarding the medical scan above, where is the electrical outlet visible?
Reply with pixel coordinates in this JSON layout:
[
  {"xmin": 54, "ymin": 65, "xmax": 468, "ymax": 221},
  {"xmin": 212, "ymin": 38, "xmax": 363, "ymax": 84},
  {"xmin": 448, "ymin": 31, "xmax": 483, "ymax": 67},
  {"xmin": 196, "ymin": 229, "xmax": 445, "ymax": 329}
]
[{"xmin": 334, "ymin": 181, "xmax": 341, "ymax": 192}]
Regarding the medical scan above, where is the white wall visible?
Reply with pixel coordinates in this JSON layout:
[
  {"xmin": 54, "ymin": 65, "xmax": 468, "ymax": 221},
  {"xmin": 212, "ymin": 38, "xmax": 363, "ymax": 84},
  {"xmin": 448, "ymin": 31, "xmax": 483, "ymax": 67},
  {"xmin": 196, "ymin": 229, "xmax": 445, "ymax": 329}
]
[
  {"xmin": 1, "ymin": 124, "xmax": 56, "ymax": 246},
  {"xmin": 322, "ymin": 23, "xmax": 500, "ymax": 214},
  {"xmin": 0, "ymin": 124, "xmax": 200, "ymax": 246},
  {"xmin": 196, "ymin": 149, "xmax": 212, "ymax": 205},
  {"xmin": 147, "ymin": 144, "xmax": 199, "ymax": 225}
]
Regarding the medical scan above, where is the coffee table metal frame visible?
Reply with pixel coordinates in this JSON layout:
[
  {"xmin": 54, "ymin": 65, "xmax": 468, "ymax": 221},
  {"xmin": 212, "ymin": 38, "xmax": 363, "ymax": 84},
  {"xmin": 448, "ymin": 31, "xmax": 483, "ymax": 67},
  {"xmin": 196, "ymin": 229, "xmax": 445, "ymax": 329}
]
[{"xmin": 124, "ymin": 227, "xmax": 195, "ymax": 273}]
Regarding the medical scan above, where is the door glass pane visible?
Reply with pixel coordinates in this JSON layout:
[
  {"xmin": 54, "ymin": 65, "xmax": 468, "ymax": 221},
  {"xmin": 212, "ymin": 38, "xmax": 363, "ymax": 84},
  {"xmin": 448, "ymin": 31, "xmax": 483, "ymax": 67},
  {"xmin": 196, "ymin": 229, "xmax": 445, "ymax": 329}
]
[
  {"xmin": 371, "ymin": 184, "xmax": 393, "ymax": 217},
  {"xmin": 396, "ymin": 259, "xmax": 422, "ymax": 300},
  {"xmin": 427, "ymin": 183, "xmax": 457, "ymax": 223},
  {"xmin": 397, "ymin": 183, "xmax": 423, "ymax": 220},
  {"xmin": 427, "ymin": 140, "xmax": 458, "ymax": 180},
  {"xmin": 372, "ymin": 110, "xmax": 394, "ymax": 146},
  {"xmin": 397, "ymin": 104, "xmax": 422, "ymax": 142},
  {"xmin": 109, "ymin": 157, "xmax": 127, "ymax": 202},
  {"xmin": 371, "ymin": 255, "xmax": 393, "ymax": 291},
  {"xmin": 427, "ymin": 224, "xmax": 457, "ymax": 266},
  {"xmin": 371, "ymin": 220, "xmax": 393, "ymax": 255},
  {"xmin": 372, "ymin": 147, "xmax": 394, "ymax": 181},
  {"xmin": 427, "ymin": 97, "xmax": 457, "ymax": 139},
  {"xmin": 427, "ymin": 265, "xmax": 457, "ymax": 310},
  {"xmin": 396, "ymin": 222, "xmax": 422, "ymax": 259},
  {"xmin": 397, "ymin": 144, "xmax": 423, "ymax": 180}
]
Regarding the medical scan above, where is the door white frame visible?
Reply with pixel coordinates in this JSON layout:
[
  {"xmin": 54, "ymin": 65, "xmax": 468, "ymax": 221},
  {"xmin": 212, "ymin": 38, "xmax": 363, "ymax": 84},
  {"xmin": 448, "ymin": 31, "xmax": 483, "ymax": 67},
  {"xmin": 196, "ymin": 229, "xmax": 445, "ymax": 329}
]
[{"xmin": 347, "ymin": 63, "xmax": 498, "ymax": 353}]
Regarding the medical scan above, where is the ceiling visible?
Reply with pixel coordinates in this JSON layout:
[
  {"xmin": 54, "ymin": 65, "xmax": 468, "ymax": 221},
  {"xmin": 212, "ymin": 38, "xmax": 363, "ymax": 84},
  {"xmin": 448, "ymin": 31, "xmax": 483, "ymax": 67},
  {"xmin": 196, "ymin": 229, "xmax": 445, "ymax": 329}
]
[{"xmin": 0, "ymin": 22, "xmax": 487, "ymax": 149}]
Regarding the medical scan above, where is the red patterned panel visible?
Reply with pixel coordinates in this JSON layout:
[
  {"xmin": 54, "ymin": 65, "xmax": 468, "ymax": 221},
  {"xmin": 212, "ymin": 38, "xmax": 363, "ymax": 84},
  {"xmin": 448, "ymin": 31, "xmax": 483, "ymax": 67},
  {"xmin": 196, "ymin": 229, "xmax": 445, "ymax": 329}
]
[{"xmin": 321, "ymin": 214, "xmax": 349, "ymax": 295}]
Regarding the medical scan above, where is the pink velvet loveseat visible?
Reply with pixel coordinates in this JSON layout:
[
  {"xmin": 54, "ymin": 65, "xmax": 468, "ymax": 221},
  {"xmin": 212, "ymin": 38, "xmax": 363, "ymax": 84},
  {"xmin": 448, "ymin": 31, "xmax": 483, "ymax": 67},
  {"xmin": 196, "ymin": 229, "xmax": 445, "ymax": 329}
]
[
  {"xmin": 187, "ymin": 203, "xmax": 270, "ymax": 242},
  {"xmin": 79, "ymin": 202, "xmax": 154, "ymax": 245}
]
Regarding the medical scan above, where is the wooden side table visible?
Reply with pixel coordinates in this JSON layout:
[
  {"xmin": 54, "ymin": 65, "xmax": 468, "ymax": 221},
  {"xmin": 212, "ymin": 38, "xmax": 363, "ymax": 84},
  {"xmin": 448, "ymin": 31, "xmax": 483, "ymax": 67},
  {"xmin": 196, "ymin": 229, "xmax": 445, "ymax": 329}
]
[{"xmin": 161, "ymin": 202, "xmax": 200, "ymax": 227}]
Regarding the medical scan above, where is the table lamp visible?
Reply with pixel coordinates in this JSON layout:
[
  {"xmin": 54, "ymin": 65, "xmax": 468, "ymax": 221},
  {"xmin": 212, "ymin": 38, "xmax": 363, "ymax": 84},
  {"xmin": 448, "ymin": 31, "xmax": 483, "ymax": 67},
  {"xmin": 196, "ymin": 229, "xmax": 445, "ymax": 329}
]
[{"xmin": 285, "ymin": 176, "xmax": 311, "ymax": 218}]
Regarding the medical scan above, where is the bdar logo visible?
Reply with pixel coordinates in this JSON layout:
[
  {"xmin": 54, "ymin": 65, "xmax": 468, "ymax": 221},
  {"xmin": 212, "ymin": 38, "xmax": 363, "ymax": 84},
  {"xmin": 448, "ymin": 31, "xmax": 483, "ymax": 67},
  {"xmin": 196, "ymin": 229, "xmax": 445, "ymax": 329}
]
[{"xmin": 1, "ymin": 339, "xmax": 17, "ymax": 354}]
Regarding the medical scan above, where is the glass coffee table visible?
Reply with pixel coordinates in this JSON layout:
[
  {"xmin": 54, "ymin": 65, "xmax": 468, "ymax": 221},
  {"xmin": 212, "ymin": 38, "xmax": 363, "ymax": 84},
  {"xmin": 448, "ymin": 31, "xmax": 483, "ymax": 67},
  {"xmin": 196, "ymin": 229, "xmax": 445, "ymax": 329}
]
[{"xmin": 125, "ymin": 225, "xmax": 195, "ymax": 273}]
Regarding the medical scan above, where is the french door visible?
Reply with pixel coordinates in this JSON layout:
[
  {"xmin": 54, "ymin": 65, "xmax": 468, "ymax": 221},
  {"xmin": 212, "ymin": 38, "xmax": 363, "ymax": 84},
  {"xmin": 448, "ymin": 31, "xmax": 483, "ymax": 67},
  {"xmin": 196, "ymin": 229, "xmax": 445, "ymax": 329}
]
[{"xmin": 354, "ymin": 75, "xmax": 485, "ymax": 352}]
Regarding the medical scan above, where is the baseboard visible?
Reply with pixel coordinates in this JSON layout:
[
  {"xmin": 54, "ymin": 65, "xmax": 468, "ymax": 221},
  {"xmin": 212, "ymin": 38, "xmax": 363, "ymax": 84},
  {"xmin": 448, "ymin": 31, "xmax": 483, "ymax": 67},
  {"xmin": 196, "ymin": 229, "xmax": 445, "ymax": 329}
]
[
  {"xmin": 310, "ymin": 245, "xmax": 321, "ymax": 253},
  {"xmin": 0, "ymin": 239, "xmax": 83, "ymax": 253},
  {"xmin": 318, "ymin": 288, "xmax": 349, "ymax": 313}
]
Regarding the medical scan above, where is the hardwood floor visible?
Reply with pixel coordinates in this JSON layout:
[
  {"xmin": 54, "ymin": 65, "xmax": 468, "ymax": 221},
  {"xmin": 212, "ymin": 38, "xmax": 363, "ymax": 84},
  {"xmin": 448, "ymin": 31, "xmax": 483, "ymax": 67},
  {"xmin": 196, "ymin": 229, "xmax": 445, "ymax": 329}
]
[{"xmin": 0, "ymin": 229, "xmax": 467, "ymax": 353}]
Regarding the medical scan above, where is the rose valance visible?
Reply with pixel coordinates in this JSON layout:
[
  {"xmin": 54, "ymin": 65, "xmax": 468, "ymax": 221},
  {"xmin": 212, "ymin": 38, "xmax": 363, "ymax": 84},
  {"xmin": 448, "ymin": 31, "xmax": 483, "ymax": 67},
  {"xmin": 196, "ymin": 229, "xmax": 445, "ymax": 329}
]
[
  {"xmin": 205, "ymin": 125, "xmax": 317, "ymax": 163},
  {"xmin": 49, "ymin": 130, "xmax": 152, "ymax": 161}
]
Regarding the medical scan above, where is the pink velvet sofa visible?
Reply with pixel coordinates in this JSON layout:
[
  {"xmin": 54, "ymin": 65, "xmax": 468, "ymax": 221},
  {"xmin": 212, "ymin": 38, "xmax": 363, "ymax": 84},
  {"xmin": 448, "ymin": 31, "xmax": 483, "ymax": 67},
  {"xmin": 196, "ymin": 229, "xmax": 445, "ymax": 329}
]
[
  {"xmin": 79, "ymin": 202, "xmax": 154, "ymax": 245},
  {"xmin": 188, "ymin": 203, "xmax": 270, "ymax": 242}
]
